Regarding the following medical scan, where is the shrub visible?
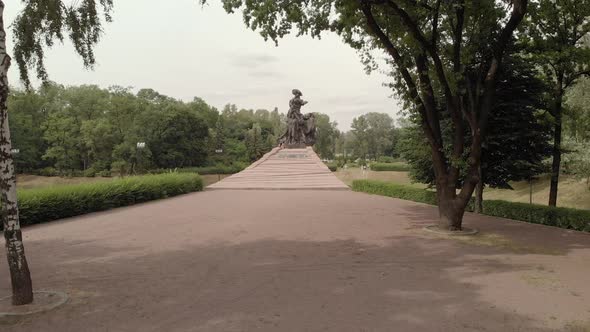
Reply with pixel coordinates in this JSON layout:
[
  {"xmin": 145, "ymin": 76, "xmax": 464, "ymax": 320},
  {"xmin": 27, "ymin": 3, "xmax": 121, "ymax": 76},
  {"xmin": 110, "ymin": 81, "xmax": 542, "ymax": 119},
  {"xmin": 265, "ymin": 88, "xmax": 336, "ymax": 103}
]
[
  {"xmin": 6, "ymin": 173, "xmax": 203, "ymax": 229},
  {"xmin": 151, "ymin": 163, "xmax": 247, "ymax": 175},
  {"xmin": 482, "ymin": 200, "xmax": 590, "ymax": 232},
  {"xmin": 38, "ymin": 167, "xmax": 58, "ymax": 177},
  {"xmin": 377, "ymin": 156, "xmax": 397, "ymax": 163},
  {"xmin": 325, "ymin": 163, "xmax": 338, "ymax": 172},
  {"xmin": 369, "ymin": 162, "xmax": 411, "ymax": 172},
  {"xmin": 83, "ymin": 168, "xmax": 97, "ymax": 177},
  {"xmin": 352, "ymin": 180, "xmax": 437, "ymax": 205},
  {"xmin": 98, "ymin": 170, "xmax": 112, "ymax": 177},
  {"xmin": 352, "ymin": 180, "xmax": 590, "ymax": 232}
]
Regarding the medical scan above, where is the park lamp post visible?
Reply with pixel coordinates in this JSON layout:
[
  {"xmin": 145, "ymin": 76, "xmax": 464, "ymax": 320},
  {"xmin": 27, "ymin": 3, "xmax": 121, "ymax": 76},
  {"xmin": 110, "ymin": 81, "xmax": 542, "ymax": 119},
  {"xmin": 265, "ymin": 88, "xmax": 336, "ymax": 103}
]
[
  {"xmin": 215, "ymin": 148, "xmax": 223, "ymax": 181},
  {"xmin": 136, "ymin": 142, "xmax": 146, "ymax": 174}
]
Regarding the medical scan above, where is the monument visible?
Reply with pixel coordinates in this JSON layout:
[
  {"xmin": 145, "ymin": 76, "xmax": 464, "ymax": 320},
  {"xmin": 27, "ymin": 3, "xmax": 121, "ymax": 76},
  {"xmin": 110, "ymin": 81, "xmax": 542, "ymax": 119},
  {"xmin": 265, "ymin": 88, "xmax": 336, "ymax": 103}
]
[{"xmin": 279, "ymin": 89, "xmax": 316, "ymax": 148}]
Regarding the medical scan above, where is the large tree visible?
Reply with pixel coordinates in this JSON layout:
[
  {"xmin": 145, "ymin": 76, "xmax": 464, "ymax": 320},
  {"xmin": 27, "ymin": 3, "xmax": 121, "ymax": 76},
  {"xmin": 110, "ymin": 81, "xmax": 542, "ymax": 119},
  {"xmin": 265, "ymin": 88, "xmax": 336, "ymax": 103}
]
[
  {"xmin": 525, "ymin": 0, "xmax": 590, "ymax": 206},
  {"xmin": 1, "ymin": 0, "xmax": 113, "ymax": 305},
  {"xmin": 398, "ymin": 50, "xmax": 552, "ymax": 212},
  {"xmin": 219, "ymin": 0, "xmax": 528, "ymax": 230}
]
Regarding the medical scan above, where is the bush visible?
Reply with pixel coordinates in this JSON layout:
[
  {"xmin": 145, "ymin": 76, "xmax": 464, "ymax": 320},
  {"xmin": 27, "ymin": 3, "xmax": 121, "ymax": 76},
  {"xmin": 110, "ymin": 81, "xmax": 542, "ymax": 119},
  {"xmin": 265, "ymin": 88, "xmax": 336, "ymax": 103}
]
[
  {"xmin": 369, "ymin": 162, "xmax": 411, "ymax": 172},
  {"xmin": 352, "ymin": 180, "xmax": 437, "ymax": 205},
  {"xmin": 377, "ymin": 156, "xmax": 397, "ymax": 163},
  {"xmin": 151, "ymin": 163, "xmax": 247, "ymax": 175},
  {"xmin": 8, "ymin": 173, "xmax": 203, "ymax": 229},
  {"xmin": 83, "ymin": 168, "xmax": 97, "ymax": 177},
  {"xmin": 38, "ymin": 167, "xmax": 58, "ymax": 177},
  {"xmin": 325, "ymin": 163, "xmax": 338, "ymax": 172},
  {"xmin": 98, "ymin": 170, "xmax": 112, "ymax": 177},
  {"xmin": 482, "ymin": 200, "xmax": 590, "ymax": 232},
  {"xmin": 352, "ymin": 180, "xmax": 590, "ymax": 232}
]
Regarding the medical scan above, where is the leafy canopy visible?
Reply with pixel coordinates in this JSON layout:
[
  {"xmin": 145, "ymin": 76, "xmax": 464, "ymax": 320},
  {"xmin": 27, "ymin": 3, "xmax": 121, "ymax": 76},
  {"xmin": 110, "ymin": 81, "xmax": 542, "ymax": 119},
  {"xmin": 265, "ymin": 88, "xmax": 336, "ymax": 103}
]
[{"xmin": 12, "ymin": 0, "xmax": 114, "ymax": 87}]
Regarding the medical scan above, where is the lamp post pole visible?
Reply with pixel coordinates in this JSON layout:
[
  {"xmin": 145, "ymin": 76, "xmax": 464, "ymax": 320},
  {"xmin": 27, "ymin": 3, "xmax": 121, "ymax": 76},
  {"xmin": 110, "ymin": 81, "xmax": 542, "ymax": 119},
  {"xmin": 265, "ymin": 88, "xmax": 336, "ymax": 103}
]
[
  {"xmin": 136, "ymin": 142, "xmax": 146, "ymax": 174},
  {"xmin": 215, "ymin": 148, "xmax": 223, "ymax": 181}
]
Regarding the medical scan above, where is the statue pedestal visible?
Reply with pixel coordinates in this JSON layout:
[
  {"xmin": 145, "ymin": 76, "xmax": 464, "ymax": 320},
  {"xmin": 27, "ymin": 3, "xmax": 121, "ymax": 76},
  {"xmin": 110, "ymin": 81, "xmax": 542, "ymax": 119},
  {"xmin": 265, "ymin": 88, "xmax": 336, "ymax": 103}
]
[{"xmin": 284, "ymin": 143, "xmax": 307, "ymax": 149}]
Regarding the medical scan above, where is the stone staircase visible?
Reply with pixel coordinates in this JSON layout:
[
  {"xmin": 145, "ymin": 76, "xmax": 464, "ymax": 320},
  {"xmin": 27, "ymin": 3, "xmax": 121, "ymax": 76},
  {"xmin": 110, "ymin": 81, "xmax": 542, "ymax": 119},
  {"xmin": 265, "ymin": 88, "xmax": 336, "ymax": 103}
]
[{"xmin": 207, "ymin": 147, "xmax": 349, "ymax": 190}]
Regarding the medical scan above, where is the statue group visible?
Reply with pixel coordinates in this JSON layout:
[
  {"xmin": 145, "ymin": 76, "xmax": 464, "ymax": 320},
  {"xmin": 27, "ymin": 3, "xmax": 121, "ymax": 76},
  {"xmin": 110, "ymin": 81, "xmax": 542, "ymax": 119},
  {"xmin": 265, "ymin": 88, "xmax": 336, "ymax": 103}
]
[{"xmin": 279, "ymin": 89, "xmax": 316, "ymax": 148}]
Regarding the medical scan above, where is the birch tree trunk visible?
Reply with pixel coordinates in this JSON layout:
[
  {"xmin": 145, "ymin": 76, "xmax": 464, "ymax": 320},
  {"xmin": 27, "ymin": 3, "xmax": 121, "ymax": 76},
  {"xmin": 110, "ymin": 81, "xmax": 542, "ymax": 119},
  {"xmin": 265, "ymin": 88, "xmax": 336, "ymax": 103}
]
[{"xmin": 0, "ymin": 1, "xmax": 34, "ymax": 306}]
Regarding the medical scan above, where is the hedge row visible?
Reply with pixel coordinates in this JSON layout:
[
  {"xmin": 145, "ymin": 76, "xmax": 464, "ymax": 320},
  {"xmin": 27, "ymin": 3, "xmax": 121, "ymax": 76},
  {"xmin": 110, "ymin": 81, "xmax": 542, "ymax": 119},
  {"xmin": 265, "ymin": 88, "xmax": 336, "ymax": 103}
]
[
  {"xmin": 5, "ymin": 173, "xmax": 203, "ymax": 229},
  {"xmin": 369, "ymin": 162, "xmax": 411, "ymax": 172},
  {"xmin": 352, "ymin": 180, "xmax": 437, "ymax": 205},
  {"xmin": 151, "ymin": 163, "xmax": 246, "ymax": 175},
  {"xmin": 352, "ymin": 180, "xmax": 590, "ymax": 232}
]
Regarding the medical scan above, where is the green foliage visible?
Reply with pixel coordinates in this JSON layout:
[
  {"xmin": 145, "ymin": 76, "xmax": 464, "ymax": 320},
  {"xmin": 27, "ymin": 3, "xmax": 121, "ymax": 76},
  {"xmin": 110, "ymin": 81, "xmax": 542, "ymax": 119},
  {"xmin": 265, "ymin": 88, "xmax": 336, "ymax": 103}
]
[
  {"xmin": 565, "ymin": 76, "xmax": 590, "ymax": 141},
  {"xmin": 482, "ymin": 200, "xmax": 590, "ymax": 232},
  {"xmin": 369, "ymin": 162, "xmax": 410, "ymax": 172},
  {"xmin": 325, "ymin": 163, "xmax": 338, "ymax": 172},
  {"xmin": 9, "ymin": 85, "xmax": 283, "ymax": 175},
  {"xmin": 348, "ymin": 113, "xmax": 397, "ymax": 160},
  {"xmin": 377, "ymin": 156, "xmax": 398, "ymax": 163},
  {"xmin": 352, "ymin": 180, "xmax": 437, "ymax": 205},
  {"xmin": 151, "ymin": 163, "xmax": 247, "ymax": 175},
  {"xmin": 314, "ymin": 113, "xmax": 340, "ymax": 159},
  {"xmin": 6, "ymin": 173, "xmax": 202, "ymax": 229},
  {"xmin": 353, "ymin": 180, "xmax": 590, "ymax": 232},
  {"xmin": 12, "ymin": 0, "xmax": 114, "ymax": 87},
  {"xmin": 397, "ymin": 50, "xmax": 552, "ymax": 189},
  {"xmin": 562, "ymin": 139, "xmax": 590, "ymax": 188}
]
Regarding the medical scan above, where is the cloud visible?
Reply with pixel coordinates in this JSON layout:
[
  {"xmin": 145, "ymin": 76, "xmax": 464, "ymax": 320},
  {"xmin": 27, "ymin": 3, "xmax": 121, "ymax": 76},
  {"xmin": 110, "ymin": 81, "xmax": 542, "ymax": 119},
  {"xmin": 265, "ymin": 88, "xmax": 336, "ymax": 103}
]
[
  {"xmin": 230, "ymin": 54, "xmax": 279, "ymax": 68},
  {"xmin": 248, "ymin": 70, "xmax": 283, "ymax": 78}
]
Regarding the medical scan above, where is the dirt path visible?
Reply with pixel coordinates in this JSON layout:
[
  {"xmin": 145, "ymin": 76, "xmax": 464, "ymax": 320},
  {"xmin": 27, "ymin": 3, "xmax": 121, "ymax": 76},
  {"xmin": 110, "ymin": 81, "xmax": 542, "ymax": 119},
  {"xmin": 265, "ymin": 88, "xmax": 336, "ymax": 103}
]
[{"xmin": 1, "ymin": 189, "xmax": 589, "ymax": 331}]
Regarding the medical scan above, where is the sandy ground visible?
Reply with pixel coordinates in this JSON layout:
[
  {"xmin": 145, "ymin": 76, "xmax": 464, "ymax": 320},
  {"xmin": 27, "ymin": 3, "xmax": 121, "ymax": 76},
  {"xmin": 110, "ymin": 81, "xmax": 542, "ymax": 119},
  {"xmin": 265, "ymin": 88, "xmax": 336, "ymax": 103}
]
[{"xmin": 1, "ymin": 190, "xmax": 590, "ymax": 332}]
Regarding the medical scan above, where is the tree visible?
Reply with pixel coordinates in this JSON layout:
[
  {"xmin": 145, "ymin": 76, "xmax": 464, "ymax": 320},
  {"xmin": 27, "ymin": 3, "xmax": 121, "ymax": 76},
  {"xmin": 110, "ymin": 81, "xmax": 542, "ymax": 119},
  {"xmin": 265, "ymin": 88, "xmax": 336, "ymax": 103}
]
[
  {"xmin": 352, "ymin": 112, "xmax": 396, "ymax": 159},
  {"xmin": 219, "ymin": 0, "xmax": 528, "ymax": 230},
  {"xmin": 1, "ymin": 0, "xmax": 113, "ymax": 305},
  {"xmin": 398, "ymin": 51, "xmax": 552, "ymax": 212},
  {"xmin": 314, "ymin": 113, "xmax": 339, "ymax": 159},
  {"xmin": 525, "ymin": 0, "xmax": 590, "ymax": 206}
]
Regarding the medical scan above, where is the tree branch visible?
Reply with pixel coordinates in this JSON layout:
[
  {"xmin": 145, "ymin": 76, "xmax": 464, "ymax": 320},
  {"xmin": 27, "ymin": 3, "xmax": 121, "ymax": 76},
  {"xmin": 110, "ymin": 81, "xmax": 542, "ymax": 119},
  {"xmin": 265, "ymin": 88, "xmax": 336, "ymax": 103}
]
[
  {"xmin": 381, "ymin": 0, "xmax": 458, "ymax": 121},
  {"xmin": 360, "ymin": 2, "xmax": 446, "ymax": 173},
  {"xmin": 564, "ymin": 69, "xmax": 590, "ymax": 89}
]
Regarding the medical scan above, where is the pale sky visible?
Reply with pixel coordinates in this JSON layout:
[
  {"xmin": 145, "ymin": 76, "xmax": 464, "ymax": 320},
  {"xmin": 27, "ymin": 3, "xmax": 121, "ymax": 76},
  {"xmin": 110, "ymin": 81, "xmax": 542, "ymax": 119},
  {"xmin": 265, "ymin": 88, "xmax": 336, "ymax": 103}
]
[{"xmin": 4, "ymin": 0, "xmax": 402, "ymax": 130}]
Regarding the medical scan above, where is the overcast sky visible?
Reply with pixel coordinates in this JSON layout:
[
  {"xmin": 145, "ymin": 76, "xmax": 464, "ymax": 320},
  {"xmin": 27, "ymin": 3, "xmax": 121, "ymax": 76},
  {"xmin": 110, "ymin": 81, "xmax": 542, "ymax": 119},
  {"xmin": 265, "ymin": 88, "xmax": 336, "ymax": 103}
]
[{"xmin": 5, "ymin": 0, "xmax": 402, "ymax": 130}]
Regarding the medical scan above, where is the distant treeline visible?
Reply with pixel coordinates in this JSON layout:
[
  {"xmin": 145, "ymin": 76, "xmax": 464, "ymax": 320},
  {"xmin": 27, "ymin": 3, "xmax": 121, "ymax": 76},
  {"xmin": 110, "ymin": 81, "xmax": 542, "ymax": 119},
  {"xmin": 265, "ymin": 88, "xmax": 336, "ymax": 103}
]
[
  {"xmin": 8, "ymin": 84, "xmax": 350, "ymax": 176},
  {"xmin": 8, "ymin": 84, "xmax": 280, "ymax": 176}
]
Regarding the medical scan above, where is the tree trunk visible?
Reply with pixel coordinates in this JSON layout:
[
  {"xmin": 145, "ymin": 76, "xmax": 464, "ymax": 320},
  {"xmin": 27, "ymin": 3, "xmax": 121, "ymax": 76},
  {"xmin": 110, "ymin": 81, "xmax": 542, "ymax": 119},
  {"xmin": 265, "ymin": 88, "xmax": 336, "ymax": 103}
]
[
  {"xmin": 0, "ymin": 1, "xmax": 34, "ymax": 306},
  {"xmin": 549, "ymin": 90, "xmax": 563, "ymax": 207},
  {"xmin": 474, "ymin": 177, "xmax": 484, "ymax": 214},
  {"xmin": 437, "ymin": 184, "xmax": 465, "ymax": 231}
]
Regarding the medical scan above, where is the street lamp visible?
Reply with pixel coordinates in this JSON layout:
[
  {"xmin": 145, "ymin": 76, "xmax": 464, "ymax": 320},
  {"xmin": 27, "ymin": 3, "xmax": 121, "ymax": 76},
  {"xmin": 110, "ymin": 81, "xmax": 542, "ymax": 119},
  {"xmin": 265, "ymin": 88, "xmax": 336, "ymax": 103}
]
[
  {"xmin": 215, "ymin": 148, "xmax": 223, "ymax": 181},
  {"xmin": 10, "ymin": 148, "xmax": 19, "ymax": 155},
  {"xmin": 136, "ymin": 142, "xmax": 146, "ymax": 174}
]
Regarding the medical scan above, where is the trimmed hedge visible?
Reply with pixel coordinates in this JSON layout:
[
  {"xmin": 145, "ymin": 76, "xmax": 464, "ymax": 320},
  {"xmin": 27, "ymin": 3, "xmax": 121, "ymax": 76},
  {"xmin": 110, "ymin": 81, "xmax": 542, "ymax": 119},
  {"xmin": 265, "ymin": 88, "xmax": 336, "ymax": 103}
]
[
  {"xmin": 482, "ymin": 200, "xmax": 590, "ymax": 232},
  {"xmin": 8, "ymin": 173, "xmax": 203, "ymax": 228},
  {"xmin": 369, "ymin": 162, "xmax": 411, "ymax": 172},
  {"xmin": 352, "ymin": 180, "xmax": 590, "ymax": 232},
  {"xmin": 352, "ymin": 180, "xmax": 437, "ymax": 205},
  {"xmin": 151, "ymin": 163, "xmax": 246, "ymax": 175}
]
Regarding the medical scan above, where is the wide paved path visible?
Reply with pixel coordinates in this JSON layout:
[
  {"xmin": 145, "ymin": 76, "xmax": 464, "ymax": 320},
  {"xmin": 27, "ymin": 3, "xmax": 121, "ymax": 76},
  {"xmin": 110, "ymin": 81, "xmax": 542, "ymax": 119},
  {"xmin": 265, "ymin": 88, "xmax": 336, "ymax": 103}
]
[{"xmin": 1, "ymin": 189, "xmax": 590, "ymax": 331}]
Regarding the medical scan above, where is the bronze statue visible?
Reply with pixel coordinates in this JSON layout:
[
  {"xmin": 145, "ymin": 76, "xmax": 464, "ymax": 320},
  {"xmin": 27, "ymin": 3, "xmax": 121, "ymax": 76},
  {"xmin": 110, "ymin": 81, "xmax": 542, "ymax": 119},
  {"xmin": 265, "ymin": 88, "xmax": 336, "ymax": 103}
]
[{"xmin": 279, "ymin": 89, "xmax": 316, "ymax": 148}]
